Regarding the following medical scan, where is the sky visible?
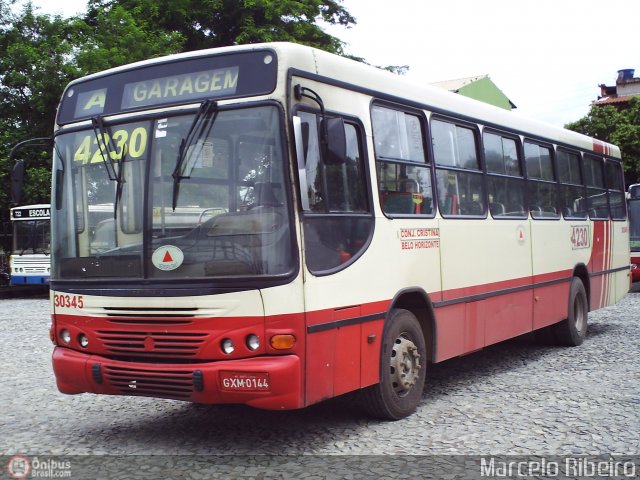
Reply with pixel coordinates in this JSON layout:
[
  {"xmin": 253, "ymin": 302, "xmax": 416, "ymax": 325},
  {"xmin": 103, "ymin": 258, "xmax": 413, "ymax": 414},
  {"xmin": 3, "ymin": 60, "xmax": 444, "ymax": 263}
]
[{"xmin": 28, "ymin": 0, "xmax": 639, "ymax": 127}]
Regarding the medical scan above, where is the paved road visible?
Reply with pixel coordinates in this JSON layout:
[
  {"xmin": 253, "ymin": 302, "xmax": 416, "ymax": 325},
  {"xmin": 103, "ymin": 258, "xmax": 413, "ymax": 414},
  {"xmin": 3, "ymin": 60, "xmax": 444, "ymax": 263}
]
[{"xmin": 1, "ymin": 291, "xmax": 638, "ymax": 478}]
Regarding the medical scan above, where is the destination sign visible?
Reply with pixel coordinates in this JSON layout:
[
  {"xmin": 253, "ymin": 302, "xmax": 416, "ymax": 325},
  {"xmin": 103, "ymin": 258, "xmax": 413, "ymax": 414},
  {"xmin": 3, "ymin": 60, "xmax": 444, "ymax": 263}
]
[
  {"xmin": 57, "ymin": 50, "xmax": 277, "ymax": 124},
  {"xmin": 12, "ymin": 207, "xmax": 51, "ymax": 220},
  {"xmin": 122, "ymin": 67, "xmax": 239, "ymax": 109}
]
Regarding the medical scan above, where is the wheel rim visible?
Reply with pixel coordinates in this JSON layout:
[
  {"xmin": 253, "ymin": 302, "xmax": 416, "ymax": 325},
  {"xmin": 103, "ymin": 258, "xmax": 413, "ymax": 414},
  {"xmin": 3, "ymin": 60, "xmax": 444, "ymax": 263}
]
[
  {"xmin": 574, "ymin": 294, "xmax": 587, "ymax": 332},
  {"xmin": 389, "ymin": 334, "xmax": 421, "ymax": 397}
]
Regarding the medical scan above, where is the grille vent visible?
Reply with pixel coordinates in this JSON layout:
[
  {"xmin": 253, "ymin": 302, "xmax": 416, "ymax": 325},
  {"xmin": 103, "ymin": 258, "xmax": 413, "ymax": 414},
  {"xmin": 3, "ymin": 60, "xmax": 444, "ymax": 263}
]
[
  {"xmin": 96, "ymin": 329, "xmax": 207, "ymax": 358},
  {"xmin": 103, "ymin": 365, "xmax": 195, "ymax": 399}
]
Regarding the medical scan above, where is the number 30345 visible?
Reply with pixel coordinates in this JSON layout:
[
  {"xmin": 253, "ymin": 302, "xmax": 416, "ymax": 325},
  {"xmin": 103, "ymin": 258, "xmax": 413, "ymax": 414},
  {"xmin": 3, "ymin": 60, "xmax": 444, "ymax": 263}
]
[{"xmin": 54, "ymin": 294, "xmax": 84, "ymax": 309}]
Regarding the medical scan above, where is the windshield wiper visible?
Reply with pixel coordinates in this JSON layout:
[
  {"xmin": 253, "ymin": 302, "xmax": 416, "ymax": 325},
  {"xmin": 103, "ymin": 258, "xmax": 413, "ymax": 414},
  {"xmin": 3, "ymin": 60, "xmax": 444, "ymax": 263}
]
[
  {"xmin": 172, "ymin": 100, "xmax": 218, "ymax": 210},
  {"xmin": 91, "ymin": 116, "xmax": 119, "ymax": 180},
  {"xmin": 91, "ymin": 116, "xmax": 126, "ymax": 218}
]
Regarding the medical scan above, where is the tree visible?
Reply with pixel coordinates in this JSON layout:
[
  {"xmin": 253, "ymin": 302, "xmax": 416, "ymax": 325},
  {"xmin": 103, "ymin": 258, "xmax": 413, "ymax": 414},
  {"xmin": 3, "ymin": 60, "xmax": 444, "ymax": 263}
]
[
  {"xmin": 0, "ymin": 1, "xmax": 183, "ymax": 222},
  {"xmin": 0, "ymin": 2, "xmax": 81, "ymax": 219},
  {"xmin": 85, "ymin": 0, "xmax": 356, "ymax": 54},
  {"xmin": 565, "ymin": 97, "xmax": 640, "ymax": 186},
  {"xmin": 82, "ymin": 1, "xmax": 409, "ymax": 75},
  {"xmin": 73, "ymin": 4, "xmax": 184, "ymax": 73},
  {"xmin": 0, "ymin": 0, "xmax": 359, "ymax": 225}
]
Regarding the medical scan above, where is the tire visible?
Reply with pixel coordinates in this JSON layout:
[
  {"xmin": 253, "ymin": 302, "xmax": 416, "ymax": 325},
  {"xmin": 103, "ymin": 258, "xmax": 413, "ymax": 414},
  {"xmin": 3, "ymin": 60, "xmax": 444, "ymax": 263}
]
[
  {"xmin": 553, "ymin": 277, "xmax": 588, "ymax": 346},
  {"xmin": 360, "ymin": 308, "xmax": 427, "ymax": 420}
]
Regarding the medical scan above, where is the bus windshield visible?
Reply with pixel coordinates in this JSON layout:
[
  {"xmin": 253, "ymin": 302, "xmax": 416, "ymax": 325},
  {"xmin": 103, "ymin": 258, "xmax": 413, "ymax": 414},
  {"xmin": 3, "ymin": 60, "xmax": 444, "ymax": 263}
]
[
  {"xmin": 13, "ymin": 219, "xmax": 50, "ymax": 255},
  {"xmin": 629, "ymin": 198, "xmax": 640, "ymax": 253},
  {"xmin": 51, "ymin": 104, "xmax": 294, "ymax": 281}
]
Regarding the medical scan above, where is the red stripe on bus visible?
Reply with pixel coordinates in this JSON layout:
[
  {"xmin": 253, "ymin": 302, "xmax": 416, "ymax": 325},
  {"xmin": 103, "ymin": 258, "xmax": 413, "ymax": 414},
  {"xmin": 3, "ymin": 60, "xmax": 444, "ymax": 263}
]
[{"xmin": 592, "ymin": 139, "xmax": 610, "ymax": 155}]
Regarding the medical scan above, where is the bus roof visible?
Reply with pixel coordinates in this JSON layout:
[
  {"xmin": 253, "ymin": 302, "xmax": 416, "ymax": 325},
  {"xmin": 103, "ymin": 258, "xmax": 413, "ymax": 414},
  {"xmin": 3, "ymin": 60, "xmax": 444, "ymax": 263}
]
[{"xmin": 62, "ymin": 42, "xmax": 621, "ymax": 159}]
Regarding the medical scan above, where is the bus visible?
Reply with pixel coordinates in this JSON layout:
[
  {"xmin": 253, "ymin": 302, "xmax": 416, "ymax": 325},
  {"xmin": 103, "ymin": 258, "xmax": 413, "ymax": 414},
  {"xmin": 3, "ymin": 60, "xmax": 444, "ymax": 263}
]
[
  {"xmin": 10, "ymin": 204, "xmax": 50, "ymax": 285},
  {"xmin": 49, "ymin": 43, "xmax": 630, "ymax": 420},
  {"xmin": 8, "ymin": 137, "xmax": 54, "ymax": 286},
  {"xmin": 629, "ymin": 184, "xmax": 640, "ymax": 282}
]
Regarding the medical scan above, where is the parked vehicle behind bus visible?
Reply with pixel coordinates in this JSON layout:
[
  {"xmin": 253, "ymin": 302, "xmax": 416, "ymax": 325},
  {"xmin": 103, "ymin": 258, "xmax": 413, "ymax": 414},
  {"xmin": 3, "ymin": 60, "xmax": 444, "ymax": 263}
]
[
  {"xmin": 628, "ymin": 184, "xmax": 640, "ymax": 282},
  {"xmin": 8, "ymin": 138, "xmax": 53, "ymax": 286},
  {"xmin": 9, "ymin": 204, "xmax": 50, "ymax": 285}
]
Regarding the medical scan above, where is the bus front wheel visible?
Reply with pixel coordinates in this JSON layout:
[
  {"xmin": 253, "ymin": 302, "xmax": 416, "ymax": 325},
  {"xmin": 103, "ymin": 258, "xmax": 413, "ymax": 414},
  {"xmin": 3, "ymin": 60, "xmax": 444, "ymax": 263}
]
[
  {"xmin": 553, "ymin": 277, "xmax": 588, "ymax": 346},
  {"xmin": 360, "ymin": 308, "xmax": 426, "ymax": 420}
]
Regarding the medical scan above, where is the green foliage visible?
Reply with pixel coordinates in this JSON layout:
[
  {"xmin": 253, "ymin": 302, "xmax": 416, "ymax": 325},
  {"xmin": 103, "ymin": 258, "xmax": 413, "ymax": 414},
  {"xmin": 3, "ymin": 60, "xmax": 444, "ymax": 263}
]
[
  {"xmin": 379, "ymin": 65, "xmax": 410, "ymax": 75},
  {"xmin": 0, "ymin": 0, "xmax": 357, "ymax": 222},
  {"xmin": 73, "ymin": 5, "xmax": 184, "ymax": 73},
  {"xmin": 565, "ymin": 97, "xmax": 640, "ymax": 185},
  {"xmin": 0, "ymin": 1, "xmax": 81, "ymax": 219},
  {"xmin": 85, "ymin": 0, "xmax": 355, "ymax": 53}
]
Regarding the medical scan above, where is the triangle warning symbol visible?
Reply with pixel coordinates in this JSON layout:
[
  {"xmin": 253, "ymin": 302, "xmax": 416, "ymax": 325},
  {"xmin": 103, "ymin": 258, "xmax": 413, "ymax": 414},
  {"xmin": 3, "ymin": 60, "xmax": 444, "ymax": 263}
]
[{"xmin": 163, "ymin": 251, "xmax": 174, "ymax": 263}]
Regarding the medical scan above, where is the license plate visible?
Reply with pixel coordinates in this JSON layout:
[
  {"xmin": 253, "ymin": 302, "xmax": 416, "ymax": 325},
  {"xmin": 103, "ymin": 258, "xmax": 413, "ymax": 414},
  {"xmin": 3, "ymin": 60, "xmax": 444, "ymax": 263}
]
[{"xmin": 219, "ymin": 371, "xmax": 271, "ymax": 391}]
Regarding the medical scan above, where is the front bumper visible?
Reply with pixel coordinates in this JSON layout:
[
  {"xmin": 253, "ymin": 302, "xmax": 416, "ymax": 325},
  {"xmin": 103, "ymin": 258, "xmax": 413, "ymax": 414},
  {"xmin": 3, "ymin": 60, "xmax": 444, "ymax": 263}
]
[
  {"xmin": 11, "ymin": 275, "xmax": 49, "ymax": 285},
  {"xmin": 52, "ymin": 347, "xmax": 303, "ymax": 410}
]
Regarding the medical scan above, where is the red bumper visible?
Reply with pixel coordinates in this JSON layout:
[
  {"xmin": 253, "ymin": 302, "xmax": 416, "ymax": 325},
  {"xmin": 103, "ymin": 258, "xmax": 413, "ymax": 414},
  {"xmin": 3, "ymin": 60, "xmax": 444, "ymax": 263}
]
[
  {"xmin": 52, "ymin": 347, "xmax": 303, "ymax": 410},
  {"xmin": 631, "ymin": 263, "xmax": 640, "ymax": 283}
]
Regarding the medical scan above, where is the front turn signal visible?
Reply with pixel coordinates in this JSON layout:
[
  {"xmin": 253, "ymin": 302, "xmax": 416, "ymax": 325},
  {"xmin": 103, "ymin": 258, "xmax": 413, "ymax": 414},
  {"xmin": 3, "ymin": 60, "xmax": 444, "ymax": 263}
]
[{"xmin": 270, "ymin": 334, "xmax": 296, "ymax": 350}]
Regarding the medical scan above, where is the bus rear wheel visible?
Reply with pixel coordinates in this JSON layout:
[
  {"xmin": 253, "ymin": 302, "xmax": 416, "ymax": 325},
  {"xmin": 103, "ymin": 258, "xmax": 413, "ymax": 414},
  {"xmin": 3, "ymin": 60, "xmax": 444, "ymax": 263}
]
[
  {"xmin": 360, "ymin": 308, "xmax": 426, "ymax": 420},
  {"xmin": 553, "ymin": 277, "xmax": 588, "ymax": 346}
]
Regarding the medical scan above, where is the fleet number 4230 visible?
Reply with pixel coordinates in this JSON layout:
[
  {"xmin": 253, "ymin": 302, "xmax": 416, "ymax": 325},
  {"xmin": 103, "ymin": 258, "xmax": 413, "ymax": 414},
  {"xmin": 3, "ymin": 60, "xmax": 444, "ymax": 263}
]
[
  {"xmin": 570, "ymin": 225, "xmax": 590, "ymax": 249},
  {"xmin": 53, "ymin": 294, "xmax": 84, "ymax": 309}
]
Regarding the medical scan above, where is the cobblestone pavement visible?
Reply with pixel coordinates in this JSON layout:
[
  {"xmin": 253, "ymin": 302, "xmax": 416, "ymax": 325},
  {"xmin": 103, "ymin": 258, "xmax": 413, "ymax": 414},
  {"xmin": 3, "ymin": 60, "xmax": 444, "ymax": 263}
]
[{"xmin": 1, "ymin": 291, "xmax": 638, "ymax": 478}]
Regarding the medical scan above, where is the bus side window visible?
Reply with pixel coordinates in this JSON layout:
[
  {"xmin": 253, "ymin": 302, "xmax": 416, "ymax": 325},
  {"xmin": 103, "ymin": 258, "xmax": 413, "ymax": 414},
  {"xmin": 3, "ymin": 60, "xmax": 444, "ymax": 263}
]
[
  {"xmin": 372, "ymin": 104, "xmax": 433, "ymax": 216},
  {"xmin": 583, "ymin": 154, "xmax": 608, "ymax": 220},
  {"xmin": 525, "ymin": 141, "xmax": 559, "ymax": 219},
  {"xmin": 483, "ymin": 131, "xmax": 526, "ymax": 219},
  {"xmin": 606, "ymin": 160, "xmax": 626, "ymax": 220},
  {"xmin": 432, "ymin": 118, "xmax": 485, "ymax": 217},
  {"xmin": 299, "ymin": 111, "xmax": 373, "ymax": 273},
  {"xmin": 557, "ymin": 149, "xmax": 587, "ymax": 219}
]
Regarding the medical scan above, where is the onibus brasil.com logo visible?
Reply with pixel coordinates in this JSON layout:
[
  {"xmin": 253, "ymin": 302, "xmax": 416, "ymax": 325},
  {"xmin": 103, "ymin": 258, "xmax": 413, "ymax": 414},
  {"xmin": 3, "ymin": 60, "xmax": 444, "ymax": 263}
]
[{"xmin": 6, "ymin": 455, "xmax": 71, "ymax": 479}]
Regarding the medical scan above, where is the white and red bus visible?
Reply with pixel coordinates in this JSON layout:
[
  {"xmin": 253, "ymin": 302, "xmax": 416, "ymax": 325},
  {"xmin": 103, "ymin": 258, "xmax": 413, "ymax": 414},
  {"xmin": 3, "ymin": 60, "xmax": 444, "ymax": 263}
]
[
  {"xmin": 49, "ymin": 43, "xmax": 630, "ymax": 419},
  {"xmin": 628, "ymin": 184, "xmax": 640, "ymax": 282}
]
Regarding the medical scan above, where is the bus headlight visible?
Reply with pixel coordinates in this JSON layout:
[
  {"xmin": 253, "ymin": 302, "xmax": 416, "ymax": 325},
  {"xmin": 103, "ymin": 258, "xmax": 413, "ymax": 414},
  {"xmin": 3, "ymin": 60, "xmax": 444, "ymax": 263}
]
[
  {"xmin": 246, "ymin": 334, "xmax": 260, "ymax": 351},
  {"xmin": 78, "ymin": 334, "xmax": 89, "ymax": 348},
  {"xmin": 221, "ymin": 338, "xmax": 235, "ymax": 354},
  {"xmin": 60, "ymin": 329, "xmax": 71, "ymax": 344}
]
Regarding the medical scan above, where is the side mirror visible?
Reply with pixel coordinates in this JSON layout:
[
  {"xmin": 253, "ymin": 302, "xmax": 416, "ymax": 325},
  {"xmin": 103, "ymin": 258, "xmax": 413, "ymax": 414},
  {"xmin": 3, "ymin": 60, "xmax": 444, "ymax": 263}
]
[
  {"xmin": 322, "ymin": 117, "xmax": 347, "ymax": 165},
  {"xmin": 10, "ymin": 160, "xmax": 25, "ymax": 205},
  {"xmin": 8, "ymin": 136, "xmax": 53, "ymax": 206}
]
